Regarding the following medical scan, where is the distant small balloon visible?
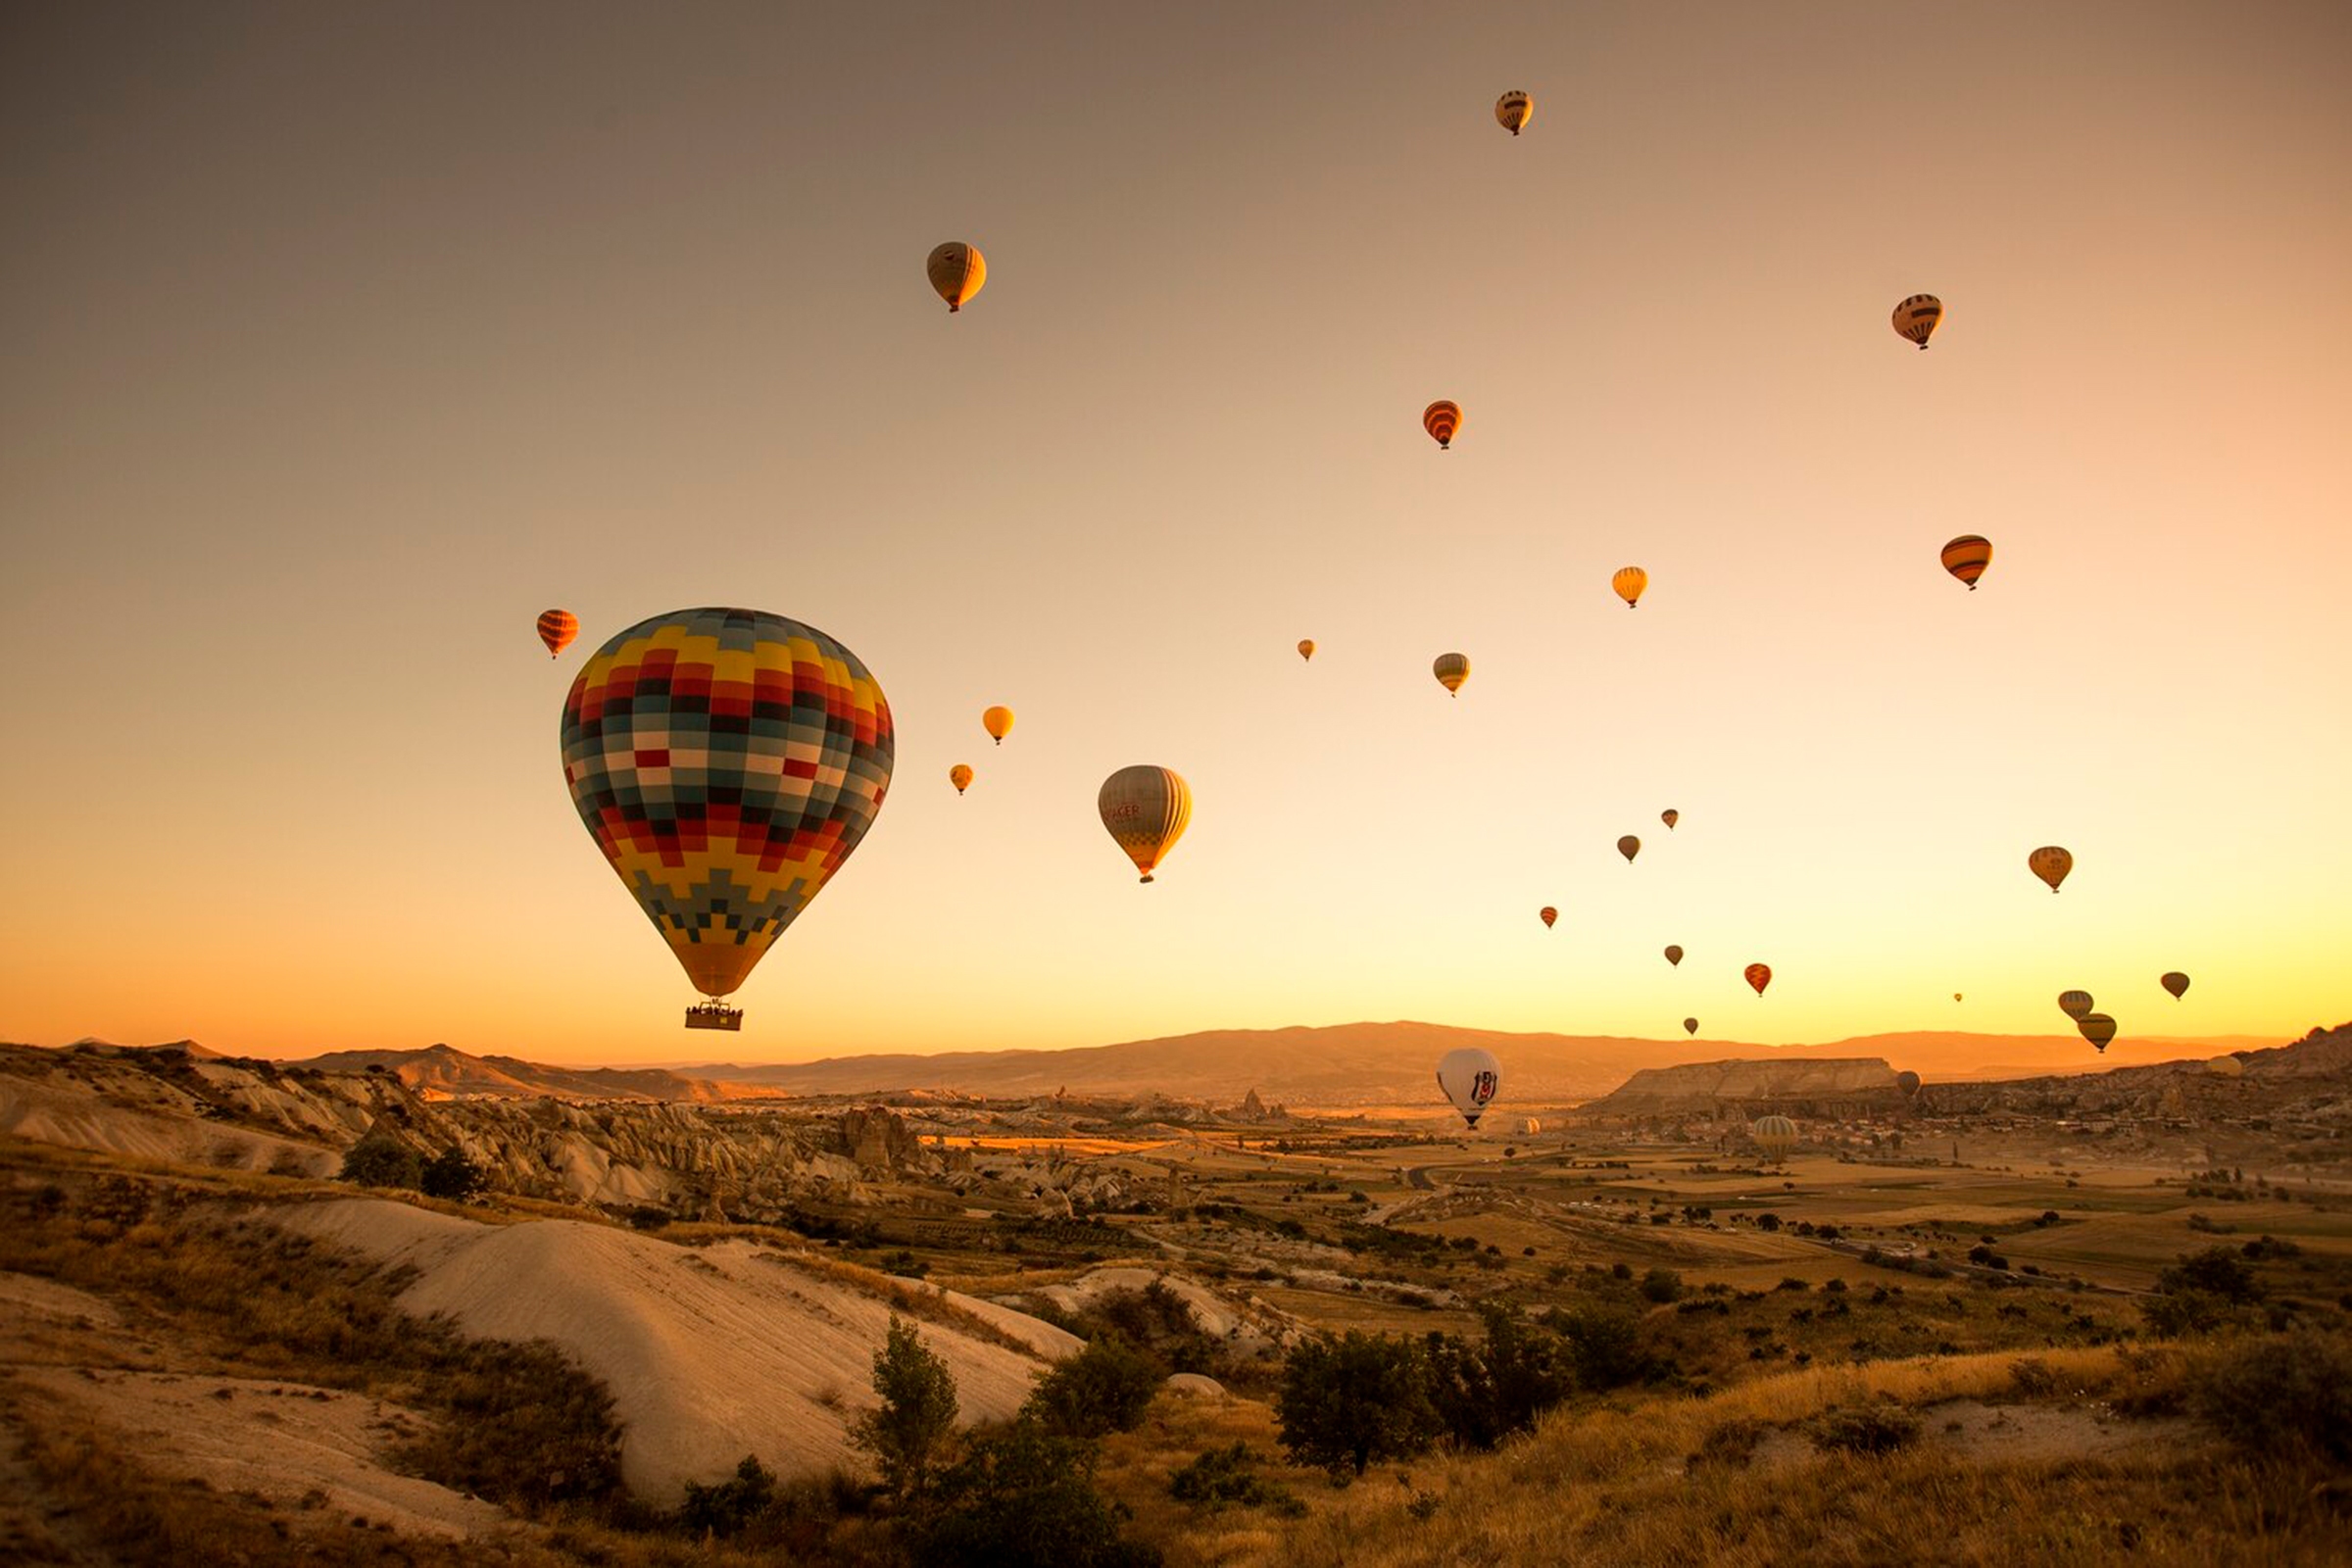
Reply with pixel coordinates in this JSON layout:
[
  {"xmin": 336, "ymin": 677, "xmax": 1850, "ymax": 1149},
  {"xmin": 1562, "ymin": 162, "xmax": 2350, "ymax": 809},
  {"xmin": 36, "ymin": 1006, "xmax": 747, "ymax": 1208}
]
[
  {"xmin": 949, "ymin": 764, "xmax": 974, "ymax": 796},
  {"xmin": 1892, "ymin": 293, "xmax": 1942, "ymax": 349},
  {"xmin": 2029, "ymin": 845, "xmax": 2073, "ymax": 893},
  {"xmin": 1611, "ymin": 566, "xmax": 1647, "ymax": 610},
  {"xmin": 536, "ymin": 609, "xmax": 578, "ymax": 659},
  {"xmin": 1683, "ymin": 1017, "xmax": 1699, "ymax": 1036},
  {"xmin": 1298, "ymin": 639, "xmax": 1315, "ymax": 662},
  {"xmin": 1539, "ymin": 906, "xmax": 1557, "ymax": 929},
  {"xmin": 1744, "ymin": 962, "xmax": 1772, "ymax": 997},
  {"xmin": 1661, "ymin": 808, "xmax": 1679, "ymax": 830},
  {"xmin": 1424, "ymin": 400, "xmax": 1462, "ymax": 451},
  {"xmin": 1940, "ymin": 535, "xmax": 1992, "ymax": 590},
  {"xmin": 1434, "ymin": 652, "xmax": 1471, "ymax": 696},
  {"xmin": 1896, "ymin": 1070, "xmax": 1922, "ymax": 1095},
  {"xmin": 1617, "ymin": 835, "xmax": 1641, "ymax": 864},
  {"xmin": 2161, "ymin": 971, "xmax": 2190, "ymax": 1000},
  {"xmin": 983, "ymin": 706, "xmax": 1014, "ymax": 746},
  {"xmin": 2078, "ymin": 1011, "xmax": 2118, "ymax": 1053},
  {"xmin": 1663, "ymin": 945, "xmax": 1683, "ymax": 967},
  {"xmin": 927, "ymin": 242, "xmax": 987, "ymax": 313},
  {"xmin": 1954, "ymin": 993, "xmax": 1964, "ymax": 1003},
  {"xmin": 2058, "ymin": 990, "xmax": 2094, "ymax": 1020},
  {"xmin": 2206, "ymin": 1054, "xmax": 2242, "ymax": 1077},
  {"xmin": 1494, "ymin": 90, "xmax": 1533, "ymax": 135},
  {"xmin": 1751, "ymin": 1114, "xmax": 1799, "ymax": 1160}
]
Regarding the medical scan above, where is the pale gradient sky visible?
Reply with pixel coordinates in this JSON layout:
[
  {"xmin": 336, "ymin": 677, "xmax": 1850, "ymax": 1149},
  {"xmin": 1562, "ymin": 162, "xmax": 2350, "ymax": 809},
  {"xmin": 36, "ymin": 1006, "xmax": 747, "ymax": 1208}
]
[{"xmin": 4, "ymin": 1, "xmax": 2348, "ymax": 1063}]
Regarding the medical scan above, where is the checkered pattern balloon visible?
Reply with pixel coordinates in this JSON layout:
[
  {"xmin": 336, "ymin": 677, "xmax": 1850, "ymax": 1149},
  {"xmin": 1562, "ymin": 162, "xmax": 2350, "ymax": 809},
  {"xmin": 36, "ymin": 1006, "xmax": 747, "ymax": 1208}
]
[{"xmin": 561, "ymin": 608, "xmax": 894, "ymax": 1000}]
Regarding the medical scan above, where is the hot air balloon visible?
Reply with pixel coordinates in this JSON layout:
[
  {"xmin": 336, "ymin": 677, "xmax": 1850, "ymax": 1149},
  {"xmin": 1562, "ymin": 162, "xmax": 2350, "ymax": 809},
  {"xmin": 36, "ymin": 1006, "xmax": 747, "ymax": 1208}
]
[
  {"xmin": 2161, "ymin": 971, "xmax": 2190, "ymax": 1000},
  {"xmin": 1896, "ymin": 1070, "xmax": 1922, "ymax": 1095},
  {"xmin": 1611, "ymin": 566, "xmax": 1647, "ymax": 609},
  {"xmin": 2058, "ymin": 990, "xmax": 2094, "ymax": 1021},
  {"xmin": 1661, "ymin": 808, "xmax": 1679, "ymax": 830},
  {"xmin": 1617, "ymin": 835, "xmax": 1641, "ymax": 864},
  {"xmin": 2206, "ymin": 1054, "xmax": 2242, "ymax": 1077},
  {"xmin": 1664, "ymin": 945, "xmax": 1683, "ymax": 967},
  {"xmin": 1892, "ymin": 294, "xmax": 1942, "ymax": 349},
  {"xmin": 1683, "ymin": 1017, "xmax": 1699, "ymax": 1036},
  {"xmin": 1954, "ymin": 993, "xmax": 1964, "ymax": 1003},
  {"xmin": 1436, "ymin": 1047, "xmax": 1502, "ymax": 1128},
  {"xmin": 1099, "ymin": 764, "xmax": 1191, "ymax": 884},
  {"xmin": 1494, "ymin": 90, "xmax": 1533, "ymax": 135},
  {"xmin": 561, "ymin": 608, "xmax": 894, "ymax": 1029},
  {"xmin": 1423, "ymin": 400, "xmax": 1461, "ymax": 450},
  {"xmin": 926, "ymin": 242, "xmax": 986, "ymax": 313},
  {"xmin": 1940, "ymin": 535, "xmax": 1992, "ymax": 590},
  {"xmin": 983, "ymin": 706, "xmax": 1014, "ymax": 746},
  {"xmin": 2029, "ymin": 846, "xmax": 2073, "ymax": 893},
  {"xmin": 2078, "ymin": 1012, "xmax": 2117, "ymax": 1052},
  {"xmin": 1751, "ymin": 1115, "xmax": 1798, "ymax": 1161},
  {"xmin": 1433, "ymin": 653, "xmax": 1471, "ymax": 696},
  {"xmin": 1539, "ymin": 906, "xmax": 1557, "ymax": 929},
  {"xmin": 1744, "ymin": 962, "xmax": 1772, "ymax": 997},
  {"xmin": 949, "ymin": 764, "xmax": 974, "ymax": 796},
  {"xmin": 536, "ymin": 610, "xmax": 578, "ymax": 659},
  {"xmin": 1298, "ymin": 639, "xmax": 1315, "ymax": 662}
]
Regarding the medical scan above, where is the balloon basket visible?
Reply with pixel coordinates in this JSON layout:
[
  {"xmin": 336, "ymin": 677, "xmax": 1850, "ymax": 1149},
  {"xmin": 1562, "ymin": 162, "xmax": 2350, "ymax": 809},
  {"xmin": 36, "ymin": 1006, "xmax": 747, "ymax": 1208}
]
[{"xmin": 685, "ymin": 1002, "xmax": 744, "ymax": 1032}]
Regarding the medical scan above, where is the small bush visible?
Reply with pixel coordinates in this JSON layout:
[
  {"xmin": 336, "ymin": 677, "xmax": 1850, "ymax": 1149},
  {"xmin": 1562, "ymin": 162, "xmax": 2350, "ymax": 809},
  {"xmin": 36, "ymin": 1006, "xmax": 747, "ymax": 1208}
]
[
  {"xmin": 418, "ymin": 1148, "xmax": 485, "ymax": 1201},
  {"xmin": 911, "ymin": 1423, "xmax": 1159, "ymax": 1567},
  {"xmin": 1690, "ymin": 1417, "xmax": 1768, "ymax": 1469},
  {"xmin": 2189, "ymin": 1329, "xmax": 2352, "ymax": 1461},
  {"xmin": 1168, "ymin": 1442, "xmax": 1299, "ymax": 1515},
  {"xmin": 1025, "ymin": 1334, "xmax": 1162, "ymax": 1439},
  {"xmin": 338, "ymin": 1134, "xmax": 420, "ymax": 1190},
  {"xmin": 676, "ymin": 1454, "xmax": 776, "ymax": 1539},
  {"xmin": 1639, "ymin": 1267, "xmax": 1685, "ymax": 1303},
  {"xmin": 1808, "ymin": 1405, "xmax": 1922, "ymax": 1455}
]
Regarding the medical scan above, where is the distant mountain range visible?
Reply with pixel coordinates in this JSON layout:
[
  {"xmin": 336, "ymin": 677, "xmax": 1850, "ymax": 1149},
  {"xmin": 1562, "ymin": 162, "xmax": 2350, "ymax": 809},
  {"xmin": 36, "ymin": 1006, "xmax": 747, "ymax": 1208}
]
[{"xmin": 280, "ymin": 1044, "xmax": 780, "ymax": 1102}]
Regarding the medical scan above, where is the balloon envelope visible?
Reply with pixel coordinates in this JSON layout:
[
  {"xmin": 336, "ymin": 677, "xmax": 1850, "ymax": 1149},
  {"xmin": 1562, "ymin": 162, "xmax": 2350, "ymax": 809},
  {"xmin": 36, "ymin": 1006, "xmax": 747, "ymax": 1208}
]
[
  {"xmin": 949, "ymin": 764, "xmax": 973, "ymax": 795},
  {"xmin": 1298, "ymin": 639, "xmax": 1315, "ymax": 662},
  {"xmin": 1433, "ymin": 653, "xmax": 1471, "ymax": 695},
  {"xmin": 2029, "ymin": 846, "xmax": 2073, "ymax": 893},
  {"xmin": 1664, "ymin": 945, "xmax": 1683, "ymax": 966},
  {"xmin": 1745, "ymin": 962, "xmax": 1772, "ymax": 997},
  {"xmin": 983, "ymin": 706, "xmax": 1014, "ymax": 745},
  {"xmin": 1423, "ymin": 401, "xmax": 1461, "ymax": 450},
  {"xmin": 537, "ymin": 609, "xmax": 578, "ymax": 659},
  {"xmin": 1494, "ymin": 90, "xmax": 1533, "ymax": 134},
  {"xmin": 1896, "ymin": 1070, "xmax": 1922, "ymax": 1094},
  {"xmin": 1617, "ymin": 835, "xmax": 1641, "ymax": 863},
  {"xmin": 2161, "ymin": 971, "xmax": 2190, "ymax": 1000},
  {"xmin": 1892, "ymin": 293, "xmax": 1942, "ymax": 348},
  {"xmin": 560, "ymin": 607, "xmax": 893, "ymax": 1004},
  {"xmin": 1940, "ymin": 535, "xmax": 1992, "ymax": 590},
  {"xmin": 2078, "ymin": 1012, "xmax": 2118, "ymax": 1052},
  {"xmin": 1539, "ymin": 906, "xmax": 1557, "ymax": 929},
  {"xmin": 2058, "ymin": 990, "xmax": 2094, "ymax": 1020},
  {"xmin": 1436, "ymin": 1047, "xmax": 1502, "ymax": 1127},
  {"xmin": 926, "ymin": 242, "xmax": 987, "ymax": 312},
  {"xmin": 1099, "ymin": 764, "xmax": 1191, "ymax": 883},
  {"xmin": 1661, "ymin": 808, "xmax": 1678, "ymax": 829},
  {"xmin": 2207, "ymin": 1054, "xmax": 2242, "ymax": 1077},
  {"xmin": 1683, "ymin": 1017, "xmax": 1699, "ymax": 1036},
  {"xmin": 1751, "ymin": 1115, "xmax": 1798, "ymax": 1159},
  {"xmin": 1611, "ymin": 566, "xmax": 1647, "ymax": 609}
]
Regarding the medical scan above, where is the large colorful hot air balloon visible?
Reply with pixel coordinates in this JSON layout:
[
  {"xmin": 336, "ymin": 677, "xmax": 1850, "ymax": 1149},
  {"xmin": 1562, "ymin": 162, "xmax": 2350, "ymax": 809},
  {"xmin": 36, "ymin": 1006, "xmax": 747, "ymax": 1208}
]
[
  {"xmin": 1433, "ymin": 653, "xmax": 1471, "ymax": 696},
  {"xmin": 1663, "ymin": 945, "xmax": 1683, "ymax": 966},
  {"xmin": 1751, "ymin": 1115, "xmax": 1798, "ymax": 1161},
  {"xmin": 1617, "ymin": 835, "xmax": 1641, "ymax": 864},
  {"xmin": 1298, "ymin": 639, "xmax": 1315, "ymax": 662},
  {"xmin": 1539, "ymin": 906, "xmax": 1557, "ymax": 929},
  {"xmin": 2206, "ymin": 1054, "xmax": 2242, "ymax": 1077},
  {"xmin": 2161, "ymin": 971, "xmax": 2190, "ymax": 1000},
  {"xmin": 1436, "ymin": 1047, "xmax": 1501, "ymax": 1128},
  {"xmin": 2078, "ymin": 1011, "xmax": 2117, "ymax": 1053},
  {"xmin": 949, "ymin": 764, "xmax": 974, "ymax": 796},
  {"xmin": 2029, "ymin": 846, "xmax": 2074, "ymax": 893},
  {"xmin": 1940, "ymin": 535, "xmax": 1992, "ymax": 590},
  {"xmin": 1099, "ymin": 765, "xmax": 1191, "ymax": 884},
  {"xmin": 560, "ymin": 608, "xmax": 893, "ymax": 1028},
  {"xmin": 1661, "ymin": 808, "xmax": 1679, "ymax": 830},
  {"xmin": 1494, "ymin": 90, "xmax": 1533, "ymax": 135},
  {"xmin": 1683, "ymin": 1017, "xmax": 1699, "ymax": 1036},
  {"xmin": 1744, "ymin": 962, "xmax": 1772, "ymax": 997},
  {"xmin": 2058, "ymin": 989, "xmax": 2094, "ymax": 1020},
  {"xmin": 1892, "ymin": 294, "xmax": 1942, "ymax": 349},
  {"xmin": 1611, "ymin": 566, "xmax": 1647, "ymax": 609},
  {"xmin": 983, "ymin": 706, "xmax": 1014, "ymax": 746},
  {"xmin": 927, "ymin": 242, "xmax": 986, "ymax": 313},
  {"xmin": 537, "ymin": 610, "xmax": 578, "ymax": 659},
  {"xmin": 1424, "ymin": 401, "xmax": 1462, "ymax": 450}
]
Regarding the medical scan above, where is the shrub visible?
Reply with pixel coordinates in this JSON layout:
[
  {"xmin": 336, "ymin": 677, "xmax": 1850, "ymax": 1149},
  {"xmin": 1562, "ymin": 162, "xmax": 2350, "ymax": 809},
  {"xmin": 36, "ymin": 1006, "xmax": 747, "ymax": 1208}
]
[
  {"xmin": 1025, "ymin": 1334, "xmax": 1162, "ymax": 1439},
  {"xmin": 1275, "ymin": 1331, "xmax": 1439, "ymax": 1477},
  {"xmin": 1423, "ymin": 1304, "xmax": 1575, "ymax": 1451},
  {"xmin": 338, "ymin": 1134, "xmax": 420, "ymax": 1190},
  {"xmin": 851, "ymin": 1316, "xmax": 959, "ymax": 1499},
  {"xmin": 1690, "ymin": 1417, "xmax": 1768, "ymax": 1469},
  {"xmin": 1808, "ymin": 1405, "xmax": 1922, "ymax": 1455},
  {"xmin": 2158, "ymin": 1248, "xmax": 2264, "ymax": 1303},
  {"xmin": 1543, "ymin": 1300, "xmax": 1655, "ymax": 1391},
  {"xmin": 910, "ymin": 1423, "xmax": 1158, "ymax": 1567},
  {"xmin": 418, "ymin": 1148, "xmax": 485, "ymax": 1200},
  {"xmin": 1640, "ymin": 1268, "xmax": 1685, "ymax": 1303},
  {"xmin": 1755, "ymin": 1213, "xmax": 1782, "ymax": 1233},
  {"xmin": 2189, "ymin": 1330, "xmax": 2352, "ymax": 1461},
  {"xmin": 1169, "ymin": 1442, "xmax": 1299, "ymax": 1514},
  {"xmin": 676, "ymin": 1454, "xmax": 777, "ymax": 1538}
]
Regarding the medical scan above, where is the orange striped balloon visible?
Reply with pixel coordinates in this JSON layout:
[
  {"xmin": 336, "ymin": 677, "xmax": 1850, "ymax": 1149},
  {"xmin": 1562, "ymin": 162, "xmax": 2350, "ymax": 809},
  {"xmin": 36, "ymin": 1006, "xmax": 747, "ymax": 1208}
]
[
  {"xmin": 1744, "ymin": 962, "xmax": 1772, "ymax": 997},
  {"xmin": 1611, "ymin": 566, "xmax": 1647, "ymax": 609},
  {"xmin": 1433, "ymin": 652, "xmax": 1471, "ymax": 696},
  {"xmin": 1494, "ymin": 91, "xmax": 1533, "ymax": 135},
  {"xmin": 1539, "ymin": 906, "xmax": 1557, "ymax": 929},
  {"xmin": 1940, "ymin": 535, "xmax": 1992, "ymax": 590},
  {"xmin": 536, "ymin": 610, "xmax": 578, "ymax": 659},
  {"xmin": 1423, "ymin": 400, "xmax": 1462, "ymax": 450},
  {"xmin": 1892, "ymin": 294, "xmax": 1942, "ymax": 349}
]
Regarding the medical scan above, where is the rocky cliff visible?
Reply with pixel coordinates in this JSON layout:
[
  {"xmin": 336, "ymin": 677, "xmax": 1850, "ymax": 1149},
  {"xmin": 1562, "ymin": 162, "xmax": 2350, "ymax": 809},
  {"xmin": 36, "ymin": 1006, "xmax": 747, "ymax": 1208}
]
[{"xmin": 1577, "ymin": 1056, "xmax": 1902, "ymax": 1115}]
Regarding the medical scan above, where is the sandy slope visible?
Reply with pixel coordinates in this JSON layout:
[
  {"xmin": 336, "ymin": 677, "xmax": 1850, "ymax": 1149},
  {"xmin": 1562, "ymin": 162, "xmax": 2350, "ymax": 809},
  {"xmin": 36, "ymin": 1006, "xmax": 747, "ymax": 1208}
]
[
  {"xmin": 279, "ymin": 1199, "xmax": 1080, "ymax": 1502},
  {"xmin": 0, "ymin": 1072, "xmax": 336, "ymax": 1178}
]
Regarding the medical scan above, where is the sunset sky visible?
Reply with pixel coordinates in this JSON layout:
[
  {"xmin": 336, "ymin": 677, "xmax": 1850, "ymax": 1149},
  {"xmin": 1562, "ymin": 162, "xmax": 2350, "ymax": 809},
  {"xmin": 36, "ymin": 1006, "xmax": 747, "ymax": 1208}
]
[{"xmin": 4, "ymin": 2, "xmax": 2348, "ymax": 1064}]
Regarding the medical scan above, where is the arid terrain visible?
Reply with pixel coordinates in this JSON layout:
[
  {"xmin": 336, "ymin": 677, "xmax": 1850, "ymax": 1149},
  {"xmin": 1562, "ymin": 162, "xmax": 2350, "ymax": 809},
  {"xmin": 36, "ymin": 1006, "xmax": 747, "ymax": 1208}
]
[{"xmin": 2, "ymin": 1022, "xmax": 2347, "ymax": 1565}]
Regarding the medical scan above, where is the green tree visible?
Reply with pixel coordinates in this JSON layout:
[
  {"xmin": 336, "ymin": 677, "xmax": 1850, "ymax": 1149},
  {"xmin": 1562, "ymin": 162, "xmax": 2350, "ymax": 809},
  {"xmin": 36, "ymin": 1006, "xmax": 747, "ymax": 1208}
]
[
  {"xmin": 338, "ymin": 1133, "xmax": 421, "ymax": 1190},
  {"xmin": 910, "ymin": 1423, "xmax": 1157, "ymax": 1567},
  {"xmin": 419, "ymin": 1147, "xmax": 485, "ymax": 1200},
  {"xmin": 851, "ymin": 1316, "xmax": 958, "ymax": 1500},
  {"xmin": 1423, "ymin": 1303, "xmax": 1576, "ymax": 1451},
  {"xmin": 1024, "ymin": 1334, "xmax": 1162, "ymax": 1439},
  {"xmin": 1274, "ymin": 1331, "xmax": 1438, "ymax": 1477}
]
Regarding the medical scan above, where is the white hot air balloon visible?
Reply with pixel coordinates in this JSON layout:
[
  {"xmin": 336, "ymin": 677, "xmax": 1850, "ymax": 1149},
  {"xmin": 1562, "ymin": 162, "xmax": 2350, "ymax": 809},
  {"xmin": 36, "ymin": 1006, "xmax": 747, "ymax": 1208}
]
[{"xmin": 1436, "ymin": 1047, "xmax": 1502, "ymax": 1128}]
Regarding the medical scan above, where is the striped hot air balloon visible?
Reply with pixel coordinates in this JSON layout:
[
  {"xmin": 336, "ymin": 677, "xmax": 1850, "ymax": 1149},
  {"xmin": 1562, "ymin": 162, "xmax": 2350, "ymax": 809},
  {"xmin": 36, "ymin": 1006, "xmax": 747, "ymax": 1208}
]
[
  {"xmin": 926, "ymin": 242, "xmax": 987, "ymax": 313},
  {"xmin": 1751, "ymin": 1115, "xmax": 1799, "ymax": 1161},
  {"xmin": 1539, "ymin": 906, "xmax": 1557, "ymax": 929},
  {"xmin": 1494, "ymin": 90, "xmax": 1533, "ymax": 135},
  {"xmin": 1424, "ymin": 400, "xmax": 1462, "ymax": 450},
  {"xmin": 1892, "ymin": 294, "xmax": 1942, "ymax": 349},
  {"xmin": 1940, "ymin": 535, "xmax": 1992, "ymax": 590},
  {"xmin": 1433, "ymin": 653, "xmax": 1471, "ymax": 696},
  {"xmin": 1611, "ymin": 566, "xmax": 1647, "ymax": 609},
  {"xmin": 1744, "ymin": 962, "xmax": 1772, "ymax": 997},
  {"xmin": 2078, "ymin": 1011, "xmax": 2118, "ymax": 1053},
  {"xmin": 536, "ymin": 610, "xmax": 578, "ymax": 659},
  {"xmin": 2058, "ymin": 989, "xmax": 2094, "ymax": 1020},
  {"xmin": 949, "ymin": 764, "xmax": 974, "ymax": 796},
  {"xmin": 1099, "ymin": 764, "xmax": 1191, "ymax": 884}
]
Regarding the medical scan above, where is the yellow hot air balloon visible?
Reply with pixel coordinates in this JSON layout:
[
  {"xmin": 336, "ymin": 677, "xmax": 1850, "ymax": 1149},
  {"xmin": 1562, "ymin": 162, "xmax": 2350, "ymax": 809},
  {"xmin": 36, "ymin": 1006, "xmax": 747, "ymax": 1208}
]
[
  {"xmin": 2058, "ymin": 989, "xmax": 2094, "ymax": 1020},
  {"xmin": 1617, "ymin": 835, "xmax": 1641, "ymax": 864},
  {"xmin": 1433, "ymin": 653, "xmax": 1471, "ymax": 696},
  {"xmin": 1298, "ymin": 639, "xmax": 1315, "ymax": 662},
  {"xmin": 1661, "ymin": 808, "xmax": 1679, "ymax": 830},
  {"xmin": 1940, "ymin": 535, "xmax": 1992, "ymax": 590},
  {"xmin": 1539, "ymin": 906, "xmax": 1557, "ymax": 929},
  {"xmin": 927, "ymin": 242, "xmax": 987, "ymax": 313},
  {"xmin": 1664, "ymin": 945, "xmax": 1683, "ymax": 966},
  {"xmin": 1099, "ymin": 764, "xmax": 1191, "ymax": 884},
  {"xmin": 949, "ymin": 764, "xmax": 974, "ymax": 796},
  {"xmin": 1751, "ymin": 1114, "xmax": 1799, "ymax": 1161},
  {"xmin": 1611, "ymin": 566, "xmax": 1647, "ymax": 609},
  {"xmin": 2029, "ymin": 845, "xmax": 2073, "ymax": 893},
  {"xmin": 1953, "ymin": 992, "xmax": 1964, "ymax": 1003},
  {"xmin": 2078, "ymin": 1011, "xmax": 2118, "ymax": 1053},
  {"xmin": 2161, "ymin": 971, "xmax": 2190, "ymax": 1000},
  {"xmin": 1494, "ymin": 90, "xmax": 1533, "ymax": 135},
  {"xmin": 537, "ymin": 609, "xmax": 579, "ymax": 660},
  {"xmin": 983, "ymin": 706, "xmax": 1014, "ymax": 746},
  {"xmin": 1423, "ymin": 400, "xmax": 1462, "ymax": 451},
  {"xmin": 1892, "ymin": 293, "xmax": 1943, "ymax": 349},
  {"xmin": 1744, "ymin": 962, "xmax": 1772, "ymax": 997}
]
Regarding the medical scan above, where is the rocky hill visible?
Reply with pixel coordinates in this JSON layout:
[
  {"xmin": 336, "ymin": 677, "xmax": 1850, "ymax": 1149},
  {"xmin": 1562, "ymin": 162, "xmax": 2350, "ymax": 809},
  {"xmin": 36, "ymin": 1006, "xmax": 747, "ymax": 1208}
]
[
  {"xmin": 285, "ymin": 1043, "xmax": 774, "ymax": 1102},
  {"xmin": 1575, "ymin": 1056, "xmax": 1903, "ymax": 1115}
]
